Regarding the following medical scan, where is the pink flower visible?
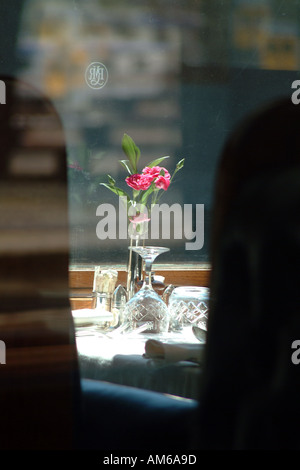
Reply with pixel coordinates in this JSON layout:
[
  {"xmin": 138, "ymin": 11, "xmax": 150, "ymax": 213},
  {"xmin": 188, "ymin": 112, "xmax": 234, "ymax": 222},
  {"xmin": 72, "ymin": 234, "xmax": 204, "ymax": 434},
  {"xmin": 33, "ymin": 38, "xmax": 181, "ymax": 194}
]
[
  {"xmin": 142, "ymin": 166, "xmax": 171, "ymax": 191},
  {"xmin": 142, "ymin": 166, "xmax": 171, "ymax": 181},
  {"xmin": 126, "ymin": 166, "xmax": 171, "ymax": 192},
  {"xmin": 155, "ymin": 175, "xmax": 170, "ymax": 190},
  {"xmin": 142, "ymin": 166, "xmax": 161, "ymax": 179},
  {"xmin": 125, "ymin": 173, "xmax": 153, "ymax": 190}
]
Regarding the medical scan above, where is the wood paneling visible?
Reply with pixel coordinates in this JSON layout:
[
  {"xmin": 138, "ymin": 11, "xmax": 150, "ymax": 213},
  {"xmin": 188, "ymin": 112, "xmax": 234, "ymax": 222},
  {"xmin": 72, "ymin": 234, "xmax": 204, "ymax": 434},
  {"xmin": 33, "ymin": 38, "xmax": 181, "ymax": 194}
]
[{"xmin": 69, "ymin": 267, "xmax": 211, "ymax": 310}]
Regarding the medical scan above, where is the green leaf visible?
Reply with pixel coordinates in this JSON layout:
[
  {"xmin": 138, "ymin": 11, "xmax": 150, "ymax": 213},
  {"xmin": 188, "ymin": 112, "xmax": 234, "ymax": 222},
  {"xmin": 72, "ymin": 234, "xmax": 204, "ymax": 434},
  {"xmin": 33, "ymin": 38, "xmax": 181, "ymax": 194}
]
[
  {"xmin": 100, "ymin": 182, "xmax": 130, "ymax": 200},
  {"xmin": 147, "ymin": 156, "xmax": 169, "ymax": 168},
  {"xmin": 135, "ymin": 144, "xmax": 141, "ymax": 166},
  {"xmin": 119, "ymin": 159, "xmax": 134, "ymax": 174},
  {"xmin": 140, "ymin": 184, "xmax": 155, "ymax": 205},
  {"xmin": 132, "ymin": 189, "xmax": 140, "ymax": 200},
  {"xmin": 170, "ymin": 158, "xmax": 185, "ymax": 181},
  {"xmin": 107, "ymin": 174, "xmax": 116, "ymax": 186},
  {"xmin": 121, "ymin": 134, "xmax": 140, "ymax": 174},
  {"xmin": 175, "ymin": 158, "xmax": 185, "ymax": 170}
]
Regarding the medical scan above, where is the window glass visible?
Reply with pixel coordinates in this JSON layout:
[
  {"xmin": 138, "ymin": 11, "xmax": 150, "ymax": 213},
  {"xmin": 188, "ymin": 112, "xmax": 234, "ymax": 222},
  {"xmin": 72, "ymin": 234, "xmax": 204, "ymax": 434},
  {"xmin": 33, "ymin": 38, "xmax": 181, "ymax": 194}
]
[{"xmin": 5, "ymin": 0, "xmax": 300, "ymax": 268}]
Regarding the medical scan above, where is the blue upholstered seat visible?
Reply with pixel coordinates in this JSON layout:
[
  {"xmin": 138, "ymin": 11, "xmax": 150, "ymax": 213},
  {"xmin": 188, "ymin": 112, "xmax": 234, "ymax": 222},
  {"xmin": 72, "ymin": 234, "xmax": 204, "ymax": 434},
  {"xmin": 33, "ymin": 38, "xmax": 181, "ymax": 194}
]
[{"xmin": 78, "ymin": 378, "xmax": 199, "ymax": 450}]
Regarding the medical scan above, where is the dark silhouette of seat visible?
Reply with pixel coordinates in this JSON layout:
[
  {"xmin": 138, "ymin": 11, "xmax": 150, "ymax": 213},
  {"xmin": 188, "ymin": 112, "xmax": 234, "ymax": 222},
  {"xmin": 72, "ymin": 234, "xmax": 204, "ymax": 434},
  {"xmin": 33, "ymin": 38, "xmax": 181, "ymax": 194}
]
[
  {"xmin": 0, "ymin": 76, "xmax": 80, "ymax": 449},
  {"xmin": 197, "ymin": 96, "xmax": 300, "ymax": 449},
  {"xmin": 200, "ymin": 168, "xmax": 300, "ymax": 449}
]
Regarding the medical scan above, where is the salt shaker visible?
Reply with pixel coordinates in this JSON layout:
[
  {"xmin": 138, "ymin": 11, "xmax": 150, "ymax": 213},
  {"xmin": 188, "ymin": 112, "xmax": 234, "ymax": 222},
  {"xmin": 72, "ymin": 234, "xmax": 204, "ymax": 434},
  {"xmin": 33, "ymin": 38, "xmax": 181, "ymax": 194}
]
[{"xmin": 111, "ymin": 284, "xmax": 127, "ymax": 327}]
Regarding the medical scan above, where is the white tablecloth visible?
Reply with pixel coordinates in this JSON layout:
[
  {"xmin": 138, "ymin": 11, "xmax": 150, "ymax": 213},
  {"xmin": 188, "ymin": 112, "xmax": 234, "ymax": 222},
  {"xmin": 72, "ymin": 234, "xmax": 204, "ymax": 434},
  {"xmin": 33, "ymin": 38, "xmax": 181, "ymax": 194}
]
[{"xmin": 76, "ymin": 328, "xmax": 205, "ymax": 400}]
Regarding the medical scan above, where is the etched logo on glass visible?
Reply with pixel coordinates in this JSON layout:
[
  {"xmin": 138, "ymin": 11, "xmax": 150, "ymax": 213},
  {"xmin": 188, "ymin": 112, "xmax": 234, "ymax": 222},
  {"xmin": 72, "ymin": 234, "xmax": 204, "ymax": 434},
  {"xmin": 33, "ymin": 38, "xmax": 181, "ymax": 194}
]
[{"xmin": 85, "ymin": 62, "xmax": 108, "ymax": 89}]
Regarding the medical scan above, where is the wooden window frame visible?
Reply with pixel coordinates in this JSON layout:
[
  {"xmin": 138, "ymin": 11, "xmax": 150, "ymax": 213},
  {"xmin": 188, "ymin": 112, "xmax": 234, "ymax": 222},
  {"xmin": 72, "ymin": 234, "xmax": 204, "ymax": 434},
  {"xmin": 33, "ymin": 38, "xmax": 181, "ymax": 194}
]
[{"xmin": 69, "ymin": 263, "xmax": 211, "ymax": 310}]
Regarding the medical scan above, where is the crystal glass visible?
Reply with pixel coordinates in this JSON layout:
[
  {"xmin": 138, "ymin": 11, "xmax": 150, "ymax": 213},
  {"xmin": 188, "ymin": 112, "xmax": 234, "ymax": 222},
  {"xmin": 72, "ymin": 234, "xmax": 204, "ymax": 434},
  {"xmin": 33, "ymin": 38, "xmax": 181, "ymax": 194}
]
[
  {"xmin": 122, "ymin": 246, "xmax": 170, "ymax": 334},
  {"xmin": 168, "ymin": 286, "xmax": 210, "ymax": 332}
]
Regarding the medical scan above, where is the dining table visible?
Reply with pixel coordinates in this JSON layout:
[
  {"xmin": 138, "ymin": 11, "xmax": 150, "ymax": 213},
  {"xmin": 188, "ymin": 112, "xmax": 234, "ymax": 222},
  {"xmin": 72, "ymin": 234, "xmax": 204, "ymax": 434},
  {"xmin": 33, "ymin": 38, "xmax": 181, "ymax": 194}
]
[{"xmin": 74, "ymin": 309, "xmax": 205, "ymax": 400}]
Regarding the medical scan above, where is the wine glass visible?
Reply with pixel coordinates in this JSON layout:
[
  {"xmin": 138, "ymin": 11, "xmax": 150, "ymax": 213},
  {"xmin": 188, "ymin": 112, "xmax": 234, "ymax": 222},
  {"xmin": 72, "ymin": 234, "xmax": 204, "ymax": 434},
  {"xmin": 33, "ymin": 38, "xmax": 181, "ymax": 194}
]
[{"xmin": 122, "ymin": 246, "xmax": 170, "ymax": 334}]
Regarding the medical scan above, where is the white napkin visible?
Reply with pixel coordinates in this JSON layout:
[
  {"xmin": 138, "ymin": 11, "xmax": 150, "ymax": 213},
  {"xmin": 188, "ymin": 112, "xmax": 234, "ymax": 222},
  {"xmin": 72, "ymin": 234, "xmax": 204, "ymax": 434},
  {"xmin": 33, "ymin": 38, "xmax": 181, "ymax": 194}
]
[
  {"xmin": 144, "ymin": 339, "xmax": 205, "ymax": 364},
  {"xmin": 72, "ymin": 308, "xmax": 113, "ymax": 327}
]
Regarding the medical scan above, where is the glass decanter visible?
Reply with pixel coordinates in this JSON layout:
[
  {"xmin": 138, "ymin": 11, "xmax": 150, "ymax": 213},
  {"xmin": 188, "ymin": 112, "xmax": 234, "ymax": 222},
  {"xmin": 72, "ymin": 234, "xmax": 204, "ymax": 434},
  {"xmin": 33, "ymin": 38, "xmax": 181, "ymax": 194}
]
[{"xmin": 123, "ymin": 246, "xmax": 170, "ymax": 334}]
